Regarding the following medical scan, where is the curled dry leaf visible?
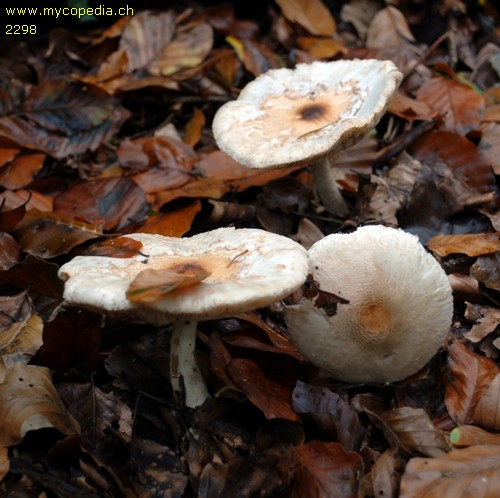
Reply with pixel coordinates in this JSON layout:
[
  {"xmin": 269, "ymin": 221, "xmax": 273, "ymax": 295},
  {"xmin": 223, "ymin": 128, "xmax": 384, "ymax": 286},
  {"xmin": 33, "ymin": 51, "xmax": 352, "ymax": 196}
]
[
  {"xmin": 427, "ymin": 232, "xmax": 500, "ymax": 257},
  {"xmin": 471, "ymin": 253, "xmax": 500, "ymax": 291},
  {"xmin": 472, "ymin": 374, "xmax": 500, "ymax": 431},
  {"xmin": 451, "ymin": 424, "xmax": 500, "ymax": 447},
  {"xmin": 366, "ymin": 5, "xmax": 415, "ymax": 49},
  {"xmin": 400, "ymin": 445, "xmax": 500, "ymax": 498},
  {"xmin": 0, "ymin": 363, "xmax": 79, "ymax": 448},
  {"xmin": 444, "ymin": 340, "xmax": 499, "ymax": 425},
  {"xmin": 0, "ymin": 152, "xmax": 45, "ymax": 190},
  {"xmin": 464, "ymin": 304, "xmax": 500, "ymax": 343}
]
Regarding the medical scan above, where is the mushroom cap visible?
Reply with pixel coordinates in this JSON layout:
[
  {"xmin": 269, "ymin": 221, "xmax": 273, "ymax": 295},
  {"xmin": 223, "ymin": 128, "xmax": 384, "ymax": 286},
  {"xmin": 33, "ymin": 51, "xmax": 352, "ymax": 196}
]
[
  {"xmin": 212, "ymin": 59, "xmax": 402, "ymax": 169},
  {"xmin": 58, "ymin": 227, "xmax": 308, "ymax": 324},
  {"xmin": 285, "ymin": 225, "xmax": 453, "ymax": 383}
]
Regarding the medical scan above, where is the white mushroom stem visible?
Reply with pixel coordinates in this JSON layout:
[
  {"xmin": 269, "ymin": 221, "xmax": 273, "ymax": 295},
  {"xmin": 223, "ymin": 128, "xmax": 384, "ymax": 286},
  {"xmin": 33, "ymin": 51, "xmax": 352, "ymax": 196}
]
[
  {"xmin": 170, "ymin": 319, "xmax": 210, "ymax": 408},
  {"xmin": 310, "ymin": 158, "xmax": 349, "ymax": 217}
]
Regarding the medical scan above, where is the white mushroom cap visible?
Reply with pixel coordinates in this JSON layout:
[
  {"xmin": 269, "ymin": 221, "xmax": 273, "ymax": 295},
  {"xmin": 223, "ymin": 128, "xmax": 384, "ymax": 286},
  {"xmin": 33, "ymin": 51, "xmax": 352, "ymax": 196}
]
[
  {"xmin": 58, "ymin": 227, "xmax": 308, "ymax": 324},
  {"xmin": 212, "ymin": 59, "xmax": 402, "ymax": 169},
  {"xmin": 285, "ymin": 225, "xmax": 453, "ymax": 383}
]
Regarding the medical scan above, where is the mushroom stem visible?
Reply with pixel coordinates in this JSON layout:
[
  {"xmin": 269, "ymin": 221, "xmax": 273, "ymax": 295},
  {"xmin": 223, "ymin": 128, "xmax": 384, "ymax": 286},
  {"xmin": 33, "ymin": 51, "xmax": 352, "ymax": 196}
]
[
  {"xmin": 310, "ymin": 158, "xmax": 349, "ymax": 217},
  {"xmin": 170, "ymin": 319, "xmax": 210, "ymax": 408}
]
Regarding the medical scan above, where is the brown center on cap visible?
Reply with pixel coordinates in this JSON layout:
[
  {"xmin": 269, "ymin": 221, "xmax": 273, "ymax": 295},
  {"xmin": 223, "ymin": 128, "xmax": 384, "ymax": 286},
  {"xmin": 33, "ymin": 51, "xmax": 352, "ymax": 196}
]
[
  {"xmin": 298, "ymin": 103, "xmax": 327, "ymax": 122},
  {"xmin": 359, "ymin": 302, "xmax": 392, "ymax": 340}
]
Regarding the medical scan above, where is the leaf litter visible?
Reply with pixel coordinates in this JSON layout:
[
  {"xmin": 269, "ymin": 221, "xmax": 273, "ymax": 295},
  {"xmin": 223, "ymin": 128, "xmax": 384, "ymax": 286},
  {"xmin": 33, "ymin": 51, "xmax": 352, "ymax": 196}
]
[{"xmin": 0, "ymin": 0, "xmax": 499, "ymax": 496}]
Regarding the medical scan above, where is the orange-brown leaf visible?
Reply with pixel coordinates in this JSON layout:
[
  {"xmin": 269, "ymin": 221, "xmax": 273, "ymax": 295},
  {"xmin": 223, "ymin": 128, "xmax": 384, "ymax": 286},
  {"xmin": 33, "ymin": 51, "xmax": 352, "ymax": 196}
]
[
  {"xmin": 126, "ymin": 267, "xmax": 211, "ymax": 303},
  {"xmin": 184, "ymin": 108, "xmax": 206, "ymax": 148},
  {"xmin": 275, "ymin": 0, "xmax": 336, "ymax": 36},
  {"xmin": 427, "ymin": 232, "xmax": 500, "ymax": 257}
]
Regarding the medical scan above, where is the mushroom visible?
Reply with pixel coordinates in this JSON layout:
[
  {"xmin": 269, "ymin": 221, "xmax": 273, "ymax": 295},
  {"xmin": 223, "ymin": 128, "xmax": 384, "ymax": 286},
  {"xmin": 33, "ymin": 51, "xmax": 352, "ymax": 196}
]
[
  {"xmin": 212, "ymin": 59, "xmax": 402, "ymax": 217},
  {"xmin": 58, "ymin": 227, "xmax": 308, "ymax": 408},
  {"xmin": 285, "ymin": 225, "xmax": 453, "ymax": 383}
]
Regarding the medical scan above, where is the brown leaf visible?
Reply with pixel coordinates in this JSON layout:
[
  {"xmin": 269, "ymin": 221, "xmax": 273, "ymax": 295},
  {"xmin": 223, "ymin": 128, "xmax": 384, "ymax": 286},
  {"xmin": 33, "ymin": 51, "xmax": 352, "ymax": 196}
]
[
  {"xmin": 417, "ymin": 77, "xmax": 485, "ymax": 135},
  {"xmin": 297, "ymin": 37, "xmax": 347, "ymax": 59},
  {"xmin": 451, "ymin": 424, "xmax": 500, "ymax": 447},
  {"xmin": 57, "ymin": 383, "xmax": 132, "ymax": 444},
  {"xmin": 400, "ymin": 445, "xmax": 500, "ymax": 498},
  {"xmin": 226, "ymin": 36, "xmax": 282, "ymax": 77},
  {"xmin": 126, "ymin": 266, "xmax": 211, "ymax": 303},
  {"xmin": 427, "ymin": 233, "xmax": 500, "ymax": 257},
  {"xmin": 0, "ymin": 232, "xmax": 21, "ymax": 270},
  {"xmin": 472, "ymin": 374, "xmax": 500, "ymax": 431},
  {"xmin": 444, "ymin": 340, "xmax": 499, "ymax": 425},
  {"xmin": 0, "ymin": 152, "xmax": 45, "ymax": 189},
  {"xmin": 0, "ymin": 363, "xmax": 79, "ymax": 447},
  {"xmin": 387, "ymin": 91, "xmax": 437, "ymax": 121},
  {"xmin": 13, "ymin": 213, "xmax": 103, "ymax": 258},
  {"xmin": 119, "ymin": 10, "xmax": 176, "ymax": 72},
  {"xmin": 84, "ymin": 236, "xmax": 145, "ymax": 258},
  {"xmin": 471, "ymin": 253, "xmax": 500, "ymax": 291},
  {"xmin": 228, "ymin": 358, "xmax": 300, "ymax": 422},
  {"xmin": 54, "ymin": 176, "xmax": 148, "ymax": 231},
  {"xmin": 184, "ymin": 108, "xmax": 206, "ymax": 147},
  {"xmin": 381, "ymin": 407, "xmax": 450, "ymax": 458},
  {"xmin": 410, "ymin": 130, "xmax": 496, "ymax": 194},
  {"xmin": 479, "ymin": 122, "xmax": 500, "ymax": 175},
  {"xmin": 464, "ymin": 304, "xmax": 500, "ymax": 343},
  {"xmin": 366, "ymin": 6, "xmax": 415, "ymax": 49},
  {"xmin": 149, "ymin": 21, "xmax": 214, "ymax": 76},
  {"xmin": 138, "ymin": 199, "xmax": 202, "ymax": 237},
  {"xmin": 292, "ymin": 381, "xmax": 364, "ymax": 451},
  {"xmin": 274, "ymin": 0, "xmax": 336, "ymax": 36},
  {"xmin": 291, "ymin": 441, "xmax": 364, "ymax": 498}
]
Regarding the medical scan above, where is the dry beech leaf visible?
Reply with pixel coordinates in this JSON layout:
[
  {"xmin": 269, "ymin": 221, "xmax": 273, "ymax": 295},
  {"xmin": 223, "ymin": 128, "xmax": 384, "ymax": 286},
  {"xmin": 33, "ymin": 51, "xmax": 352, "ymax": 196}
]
[
  {"xmin": 227, "ymin": 358, "xmax": 300, "ymax": 422},
  {"xmin": 0, "ymin": 363, "xmax": 80, "ymax": 448},
  {"xmin": 450, "ymin": 424, "xmax": 500, "ymax": 447},
  {"xmin": 366, "ymin": 5, "xmax": 415, "ymax": 49},
  {"xmin": 444, "ymin": 340, "xmax": 499, "ymax": 425},
  {"xmin": 387, "ymin": 91, "xmax": 437, "ymax": 121},
  {"xmin": 0, "ymin": 152, "xmax": 45, "ymax": 189},
  {"xmin": 0, "ymin": 314, "xmax": 44, "ymax": 378},
  {"xmin": 297, "ymin": 36, "xmax": 347, "ymax": 59},
  {"xmin": 126, "ymin": 267, "xmax": 211, "ymax": 303},
  {"xmin": 400, "ymin": 445, "xmax": 500, "ymax": 498},
  {"xmin": 427, "ymin": 233, "xmax": 500, "ymax": 257},
  {"xmin": 464, "ymin": 304, "xmax": 500, "ymax": 343},
  {"xmin": 292, "ymin": 380, "xmax": 363, "ymax": 451},
  {"xmin": 472, "ymin": 374, "xmax": 500, "ymax": 431},
  {"xmin": 184, "ymin": 108, "xmax": 206, "ymax": 148},
  {"xmin": 471, "ymin": 253, "xmax": 500, "ymax": 291},
  {"xmin": 479, "ymin": 122, "xmax": 500, "ymax": 175},
  {"xmin": 381, "ymin": 407, "xmax": 450, "ymax": 458},
  {"xmin": 84, "ymin": 236, "xmax": 145, "ymax": 258},
  {"xmin": 138, "ymin": 199, "xmax": 202, "ymax": 236},
  {"xmin": 274, "ymin": 0, "xmax": 336, "ymax": 36},
  {"xmin": 417, "ymin": 77, "xmax": 485, "ymax": 135}
]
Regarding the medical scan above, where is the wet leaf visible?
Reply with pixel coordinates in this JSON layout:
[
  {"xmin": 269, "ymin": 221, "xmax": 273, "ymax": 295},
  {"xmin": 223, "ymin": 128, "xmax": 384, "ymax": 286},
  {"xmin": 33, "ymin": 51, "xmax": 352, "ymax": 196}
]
[
  {"xmin": 126, "ymin": 266, "xmax": 211, "ymax": 303},
  {"xmin": 227, "ymin": 358, "xmax": 300, "ymax": 422},
  {"xmin": 444, "ymin": 340, "xmax": 499, "ymax": 425},
  {"xmin": 417, "ymin": 77, "xmax": 485, "ymax": 135},
  {"xmin": 274, "ymin": 0, "xmax": 336, "ymax": 36},
  {"xmin": 400, "ymin": 445, "xmax": 500, "ymax": 498},
  {"xmin": 427, "ymin": 232, "xmax": 500, "ymax": 257}
]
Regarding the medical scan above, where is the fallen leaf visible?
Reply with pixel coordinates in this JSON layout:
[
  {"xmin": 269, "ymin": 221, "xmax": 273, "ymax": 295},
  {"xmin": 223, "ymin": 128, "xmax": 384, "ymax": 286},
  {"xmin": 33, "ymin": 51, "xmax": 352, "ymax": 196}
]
[
  {"xmin": 464, "ymin": 304, "xmax": 500, "ymax": 343},
  {"xmin": 184, "ymin": 108, "xmax": 206, "ymax": 147},
  {"xmin": 472, "ymin": 374, "xmax": 500, "ymax": 431},
  {"xmin": 0, "ymin": 363, "xmax": 80, "ymax": 448},
  {"xmin": 479, "ymin": 122, "xmax": 500, "ymax": 175},
  {"xmin": 126, "ymin": 266, "xmax": 211, "ymax": 303},
  {"xmin": 227, "ymin": 358, "xmax": 300, "ymax": 422},
  {"xmin": 444, "ymin": 340, "xmax": 499, "ymax": 425},
  {"xmin": 274, "ymin": 0, "xmax": 336, "ymax": 36},
  {"xmin": 400, "ymin": 445, "xmax": 500, "ymax": 498},
  {"xmin": 450, "ymin": 424, "xmax": 500, "ymax": 447},
  {"xmin": 470, "ymin": 253, "xmax": 500, "ymax": 291},
  {"xmin": 427, "ymin": 232, "xmax": 500, "ymax": 257},
  {"xmin": 417, "ymin": 77, "xmax": 485, "ymax": 135},
  {"xmin": 0, "ymin": 152, "xmax": 45, "ymax": 189},
  {"xmin": 366, "ymin": 5, "xmax": 415, "ymax": 49},
  {"xmin": 84, "ymin": 236, "xmax": 145, "ymax": 258}
]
